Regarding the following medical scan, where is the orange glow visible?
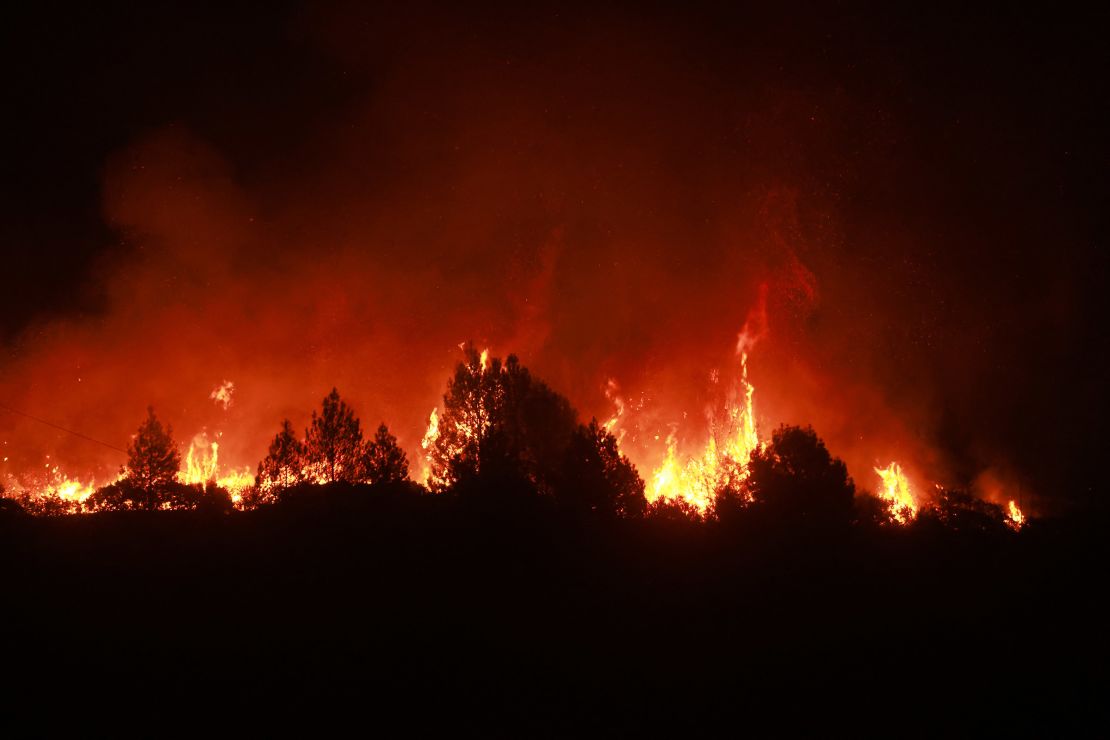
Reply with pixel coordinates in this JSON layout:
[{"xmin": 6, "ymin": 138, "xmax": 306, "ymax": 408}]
[{"xmin": 1007, "ymin": 500, "xmax": 1026, "ymax": 530}]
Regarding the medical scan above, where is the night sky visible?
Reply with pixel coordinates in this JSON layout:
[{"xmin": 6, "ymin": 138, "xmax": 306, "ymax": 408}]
[{"xmin": 1, "ymin": 2, "xmax": 1106, "ymax": 510}]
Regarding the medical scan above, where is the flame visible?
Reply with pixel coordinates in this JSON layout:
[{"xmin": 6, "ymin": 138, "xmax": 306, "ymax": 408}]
[
  {"xmin": 420, "ymin": 407, "xmax": 440, "ymax": 485},
  {"xmin": 874, "ymin": 462, "xmax": 917, "ymax": 524},
  {"xmin": 1006, "ymin": 499, "xmax": 1025, "ymax": 530},
  {"xmin": 179, "ymin": 432, "xmax": 253, "ymax": 504},
  {"xmin": 642, "ymin": 351, "xmax": 761, "ymax": 514},
  {"xmin": 4, "ymin": 462, "xmax": 103, "ymax": 514},
  {"xmin": 479, "ymin": 348, "xmax": 490, "ymax": 373},
  {"xmin": 181, "ymin": 433, "xmax": 220, "ymax": 484},
  {"xmin": 52, "ymin": 476, "xmax": 97, "ymax": 503}
]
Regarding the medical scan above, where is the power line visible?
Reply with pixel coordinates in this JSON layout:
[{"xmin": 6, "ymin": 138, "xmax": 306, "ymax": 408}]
[{"xmin": 0, "ymin": 401, "xmax": 127, "ymax": 453}]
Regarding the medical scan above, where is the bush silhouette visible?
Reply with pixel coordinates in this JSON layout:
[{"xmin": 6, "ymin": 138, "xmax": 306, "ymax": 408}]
[
  {"xmin": 743, "ymin": 424, "xmax": 855, "ymax": 526},
  {"xmin": 917, "ymin": 488, "xmax": 1010, "ymax": 534},
  {"xmin": 556, "ymin": 418, "xmax": 646, "ymax": 517}
]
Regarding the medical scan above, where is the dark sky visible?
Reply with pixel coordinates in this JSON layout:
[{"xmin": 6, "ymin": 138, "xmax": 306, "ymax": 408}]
[{"xmin": 1, "ymin": 2, "xmax": 1107, "ymax": 509}]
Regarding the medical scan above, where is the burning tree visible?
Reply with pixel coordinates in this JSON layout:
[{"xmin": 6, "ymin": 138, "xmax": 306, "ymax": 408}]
[
  {"xmin": 363, "ymin": 423, "xmax": 409, "ymax": 484},
  {"xmin": 424, "ymin": 346, "xmax": 576, "ymax": 494},
  {"xmin": 304, "ymin": 388, "xmax": 364, "ymax": 484}
]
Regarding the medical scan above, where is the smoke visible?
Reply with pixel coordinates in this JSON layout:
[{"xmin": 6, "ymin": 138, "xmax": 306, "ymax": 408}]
[{"xmin": 2, "ymin": 3, "xmax": 1099, "ymax": 510}]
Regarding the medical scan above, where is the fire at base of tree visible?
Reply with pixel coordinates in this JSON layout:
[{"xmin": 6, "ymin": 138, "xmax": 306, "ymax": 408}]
[{"xmin": 2, "ymin": 346, "xmax": 1029, "ymax": 534}]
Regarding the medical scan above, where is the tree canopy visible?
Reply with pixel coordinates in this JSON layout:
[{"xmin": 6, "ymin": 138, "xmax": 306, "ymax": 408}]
[
  {"xmin": 425, "ymin": 346, "xmax": 576, "ymax": 494},
  {"xmin": 304, "ymin": 388, "xmax": 364, "ymax": 484},
  {"xmin": 257, "ymin": 419, "xmax": 305, "ymax": 494},
  {"xmin": 363, "ymin": 423, "xmax": 409, "ymax": 484},
  {"xmin": 742, "ymin": 424, "xmax": 855, "ymax": 526},
  {"xmin": 88, "ymin": 407, "xmax": 182, "ymax": 511},
  {"xmin": 557, "ymin": 419, "xmax": 646, "ymax": 517}
]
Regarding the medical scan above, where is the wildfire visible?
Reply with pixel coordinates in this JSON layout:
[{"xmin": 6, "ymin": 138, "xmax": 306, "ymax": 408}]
[
  {"xmin": 420, "ymin": 407, "xmax": 440, "ymax": 485},
  {"xmin": 420, "ymin": 346, "xmax": 493, "ymax": 488},
  {"xmin": 874, "ymin": 462, "xmax": 917, "ymax": 524},
  {"xmin": 641, "ymin": 351, "xmax": 762, "ymax": 514},
  {"xmin": 179, "ymin": 432, "xmax": 253, "ymax": 503},
  {"xmin": 4, "ymin": 461, "xmax": 104, "ymax": 514},
  {"xmin": 1007, "ymin": 500, "xmax": 1026, "ymax": 530}
]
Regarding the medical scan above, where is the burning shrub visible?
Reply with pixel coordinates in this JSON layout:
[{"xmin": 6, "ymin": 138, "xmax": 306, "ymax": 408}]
[{"xmin": 916, "ymin": 488, "xmax": 1012, "ymax": 534}]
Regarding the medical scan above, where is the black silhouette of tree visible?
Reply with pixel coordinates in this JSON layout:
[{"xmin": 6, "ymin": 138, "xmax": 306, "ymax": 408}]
[
  {"xmin": 426, "ymin": 346, "xmax": 576, "ymax": 494},
  {"xmin": 257, "ymin": 419, "xmax": 305, "ymax": 493},
  {"xmin": 557, "ymin": 419, "xmax": 646, "ymax": 517},
  {"xmin": 304, "ymin": 388, "xmax": 364, "ymax": 483},
  {"xmin": 85, "ymin": 408, "xmax": 181, "ymax": 511},
  {"xmin": 363, "ymin": 423, "xmax": 409, "ymax": 484},
  {"xmin": 744, "ymin": 424, "xmax": 854, "ymax": 525},
  {"xmin": 126, "ymin": 407, "xmax": 182, "ymax": 498}
]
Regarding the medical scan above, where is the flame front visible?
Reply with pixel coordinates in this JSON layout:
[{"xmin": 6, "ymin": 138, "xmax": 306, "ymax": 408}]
[{"xmin": 1007, "ymin": 500, "xmax": 1025, "ymax": 530}]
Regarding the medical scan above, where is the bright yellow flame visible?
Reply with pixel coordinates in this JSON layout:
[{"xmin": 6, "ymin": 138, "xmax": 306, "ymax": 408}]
[
  {"xmin": 420, "ymin": 407, "xmax": 441, "ymax": 486},
  {"xmin": 874, "ymin": 462, "xmax": 917, "ymax": 524},
  {"xmin": 181, "ymin": 434, "xmax": 220, "ymax": 485},
  {"xmin": 1007, "ymin": 500, "xmax": 1026, "ymax": 530},
  {"xmin": 644, "ymin": 352, "xmax": 761, "ymax": 514},
  {"xmin": 178, "ymin": 432, "xmax": 253, "ymax": 504},
  {"xmin": 479, "ymin": 348, "xmax": 490, "ymax": 373}
]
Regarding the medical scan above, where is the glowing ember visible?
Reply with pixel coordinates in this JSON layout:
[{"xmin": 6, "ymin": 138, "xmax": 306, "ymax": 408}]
[
  {"xmin": 1007, "ymin": 500, "xmax": 1026, "ymax": 530},
  {"xmin": 874, "ymin": 462, "xmax": 917, "ymax": 524}
]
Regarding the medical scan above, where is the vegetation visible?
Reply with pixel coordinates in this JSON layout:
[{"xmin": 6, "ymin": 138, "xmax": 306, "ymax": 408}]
[
  {"xmin": 1, "ymin": 348, "xmax": 1028, "ymax": 537},
  {"xmin": 0, "ymin": 349, "xmax": 1083, "ymax": 733}
]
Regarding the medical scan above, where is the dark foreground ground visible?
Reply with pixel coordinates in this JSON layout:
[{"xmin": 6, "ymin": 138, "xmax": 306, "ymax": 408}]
[{"xmin": 1, "ymin": 486, "xmax": 1107, "ymax": 735}]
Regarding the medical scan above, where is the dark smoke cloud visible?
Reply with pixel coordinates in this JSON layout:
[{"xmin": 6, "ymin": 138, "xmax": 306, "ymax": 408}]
[{"xmin": 2, "ymin": 3, "xmax": 1104, "ymax": 510}]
